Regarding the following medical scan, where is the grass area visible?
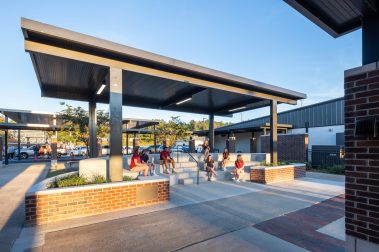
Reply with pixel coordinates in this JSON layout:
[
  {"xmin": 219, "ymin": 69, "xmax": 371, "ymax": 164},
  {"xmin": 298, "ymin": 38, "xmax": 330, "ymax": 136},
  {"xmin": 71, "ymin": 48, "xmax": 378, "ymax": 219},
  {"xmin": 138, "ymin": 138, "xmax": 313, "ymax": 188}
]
[
  {"xmin": 47, "ymin": 174, "xmax": 138, "ymax": 188},
  {"xmin": 46, "ymin": 167, "xmax": 78, "ymax": 178}
]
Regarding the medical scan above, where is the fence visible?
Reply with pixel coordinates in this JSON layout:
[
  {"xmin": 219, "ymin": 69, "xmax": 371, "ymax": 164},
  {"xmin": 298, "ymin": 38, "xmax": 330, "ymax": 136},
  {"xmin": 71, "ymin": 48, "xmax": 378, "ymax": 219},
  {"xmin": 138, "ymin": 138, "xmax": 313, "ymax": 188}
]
[{"xmin": 308, "ymin": 145, "xmax": 344, "ymax": 168}]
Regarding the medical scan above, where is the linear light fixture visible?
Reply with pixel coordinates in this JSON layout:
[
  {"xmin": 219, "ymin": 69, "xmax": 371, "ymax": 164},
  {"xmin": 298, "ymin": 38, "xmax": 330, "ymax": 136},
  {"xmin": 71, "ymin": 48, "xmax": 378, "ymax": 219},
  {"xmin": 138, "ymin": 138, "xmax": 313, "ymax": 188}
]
[
  {"xmin": 176, "ymin": 97, "xmax": 192, "ymax": 105},
  {"xmin": 228, "ymin": 106, "xmax": 247, "ymax": 112},
  {"xmin": 96, "ymin": 84, "xmax": 106, "ymax": 95}
]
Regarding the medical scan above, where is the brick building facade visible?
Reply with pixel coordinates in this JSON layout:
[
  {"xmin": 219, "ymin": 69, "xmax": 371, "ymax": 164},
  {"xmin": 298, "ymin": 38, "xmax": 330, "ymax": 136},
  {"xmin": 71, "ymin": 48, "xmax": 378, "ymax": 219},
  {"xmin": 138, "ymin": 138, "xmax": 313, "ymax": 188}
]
[
  {"xmin": 344, "ymin": 63, "xmax": 379, "ymax": 250},
  {"xmin": 261, "ymin": 134, "xmax": 308, "ymax": 162}
]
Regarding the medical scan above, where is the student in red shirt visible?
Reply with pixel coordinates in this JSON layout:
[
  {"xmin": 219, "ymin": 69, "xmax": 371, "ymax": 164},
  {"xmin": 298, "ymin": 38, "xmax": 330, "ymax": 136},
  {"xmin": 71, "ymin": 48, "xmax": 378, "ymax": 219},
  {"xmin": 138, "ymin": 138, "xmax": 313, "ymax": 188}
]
[
  {"xmin": 233, "ymin": 154, "xmax": 245, "ymax": 183},
  {"xmin": 160, "ymin": 147, "xmax": 176, "ymax": 174},
  {"xmin": 130, "ymin": 148, "xmax": 149, "ymax": 176}
]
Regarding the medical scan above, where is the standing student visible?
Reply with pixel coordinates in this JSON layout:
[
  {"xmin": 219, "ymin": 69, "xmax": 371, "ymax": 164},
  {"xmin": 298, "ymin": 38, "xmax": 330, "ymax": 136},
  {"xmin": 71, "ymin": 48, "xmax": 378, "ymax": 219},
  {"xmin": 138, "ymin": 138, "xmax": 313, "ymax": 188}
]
[
  {"xmin": 205, "ymin": 155, "xmax": 217, "ymax": 181},
  {"xmin": 141, "ymin": 148, "xmax": 156, "ymax": 175},
  {"xmin": 130, "ymin": 148, "xmax": 149, "ymax": 176},
  {"xmin": 221, "ymin": 148, "xmax": 230, "ymax": 171},
  {"xmin": 233, "ymin": 154, "xmax": 245, "ymax": 183}
]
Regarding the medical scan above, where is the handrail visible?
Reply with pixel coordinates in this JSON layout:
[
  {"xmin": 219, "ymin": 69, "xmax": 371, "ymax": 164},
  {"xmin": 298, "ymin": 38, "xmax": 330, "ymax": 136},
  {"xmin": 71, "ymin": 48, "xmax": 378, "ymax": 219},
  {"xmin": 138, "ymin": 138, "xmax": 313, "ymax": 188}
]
[{"xmin": 187, "ymin": 152, "xmax": 200, "ymax": 185}]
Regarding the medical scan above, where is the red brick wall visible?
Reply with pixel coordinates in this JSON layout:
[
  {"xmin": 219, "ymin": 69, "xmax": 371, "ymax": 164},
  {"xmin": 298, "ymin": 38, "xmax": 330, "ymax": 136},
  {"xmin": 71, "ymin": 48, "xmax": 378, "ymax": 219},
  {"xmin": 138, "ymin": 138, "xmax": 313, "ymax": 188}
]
[
  {"xmin": 25, "ymin": 180, "xmax": 169, "ymax": 225},
  {"xmin": 345, "ymin": 67, "xmax": 379, "ymax": 245},
  {"xmin": 250, "ymin": 165, "xmax": 306, "ymax": 184},
  {"xmin": 261, "ymin": 134, "xmax": 308, "ymax": 162}
]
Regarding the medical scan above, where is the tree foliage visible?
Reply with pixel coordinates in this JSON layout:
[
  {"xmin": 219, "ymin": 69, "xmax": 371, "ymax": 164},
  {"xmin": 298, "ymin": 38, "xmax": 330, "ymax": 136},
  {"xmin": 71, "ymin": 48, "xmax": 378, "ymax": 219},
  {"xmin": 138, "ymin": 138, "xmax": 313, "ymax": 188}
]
[
  {"xmin": 57, "ymin": 104, "xmax": 231, "ymax": 147},
  {"xmin": 58, "ymin": 105, "xmax": 109, "ymax": 147}
]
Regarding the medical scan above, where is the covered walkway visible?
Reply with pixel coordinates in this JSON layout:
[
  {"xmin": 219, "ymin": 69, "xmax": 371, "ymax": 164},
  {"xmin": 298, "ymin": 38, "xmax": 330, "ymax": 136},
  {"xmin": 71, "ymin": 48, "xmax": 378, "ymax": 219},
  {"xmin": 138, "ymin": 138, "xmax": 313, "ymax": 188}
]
[{"xmin": 21, "ymin": 18, "xmax": 306, "ymax": 181}]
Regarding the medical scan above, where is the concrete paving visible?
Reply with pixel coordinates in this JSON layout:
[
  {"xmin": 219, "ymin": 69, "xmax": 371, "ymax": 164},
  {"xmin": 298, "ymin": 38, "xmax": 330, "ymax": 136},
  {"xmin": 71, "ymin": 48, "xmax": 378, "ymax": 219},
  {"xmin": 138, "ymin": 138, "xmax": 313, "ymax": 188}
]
[
  {"xmin": 10, "ymin": 172, "xmax": 345, "ymax": 252},
  {"xmin": 0, "ymin": 163, "xmax": 49, "ymax": 252},
  {"xmin": 317, "ymin": 217, "xmax": 345, "ymax": 241}
]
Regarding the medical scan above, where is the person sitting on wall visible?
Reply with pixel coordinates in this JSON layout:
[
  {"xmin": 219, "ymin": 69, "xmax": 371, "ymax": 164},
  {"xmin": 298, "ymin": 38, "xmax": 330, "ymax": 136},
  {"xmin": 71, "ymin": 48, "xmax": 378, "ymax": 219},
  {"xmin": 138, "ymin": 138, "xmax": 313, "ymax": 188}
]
[
  {"xmin": 205, "ymin": 154, "xmax": 217, "ymax": 181},
  {"xmin": 130, "ymin": 148, "xmax": 149, "ymax": 176},
  {"xmin": 202, "ymin": 140, "xmax": 210, "ymax": 161},
  {"xmin": 141, "ymin": 148, "xmax": 156, "ymax": 176},
  {"xmin": 160, "ymin": 146, "xmax": 176, "ymax": 174},
  {"xmin": 221, "ymin": 148, "xmax": 230, "ymax": 171},
  {"xmin": 233, "ymin": 154, "xmax": 245, "ymax": 183}
]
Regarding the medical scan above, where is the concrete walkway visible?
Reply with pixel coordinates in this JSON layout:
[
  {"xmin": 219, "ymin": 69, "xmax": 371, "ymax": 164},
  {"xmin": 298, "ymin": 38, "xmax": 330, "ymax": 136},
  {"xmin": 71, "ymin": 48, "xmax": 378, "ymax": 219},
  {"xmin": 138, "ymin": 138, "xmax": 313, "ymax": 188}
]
[
  {"xmin": 0, "ymin": 163, "xmax": 49, "ymax": 252},
  {"xmin": 10, "ymin": 171, "xmax": 345, "ymax": 252}
]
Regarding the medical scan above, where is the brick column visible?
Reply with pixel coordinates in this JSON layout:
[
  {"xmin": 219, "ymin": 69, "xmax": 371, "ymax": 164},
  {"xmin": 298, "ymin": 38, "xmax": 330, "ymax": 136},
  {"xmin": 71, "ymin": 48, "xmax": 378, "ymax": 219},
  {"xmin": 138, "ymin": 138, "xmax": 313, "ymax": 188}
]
[{"xmin": 344, "ymin": 63, "xmax": 379, "ymax": 251}]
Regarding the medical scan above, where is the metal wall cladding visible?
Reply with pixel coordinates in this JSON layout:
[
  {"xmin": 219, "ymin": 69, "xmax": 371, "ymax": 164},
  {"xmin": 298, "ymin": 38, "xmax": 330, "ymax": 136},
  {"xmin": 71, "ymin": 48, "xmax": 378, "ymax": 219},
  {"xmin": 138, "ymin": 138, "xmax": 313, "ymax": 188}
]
[{"xmin": 218, "ymin": 98, "xmax": 344, "ymax": 132}]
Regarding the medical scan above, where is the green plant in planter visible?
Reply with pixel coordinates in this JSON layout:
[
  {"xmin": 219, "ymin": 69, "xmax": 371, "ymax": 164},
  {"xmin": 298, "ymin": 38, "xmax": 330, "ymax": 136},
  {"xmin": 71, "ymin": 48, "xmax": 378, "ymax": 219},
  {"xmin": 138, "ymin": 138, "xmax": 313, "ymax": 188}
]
[{"xmin": 123, "ymin": 176, "xmax": 136, "ymax": 181}]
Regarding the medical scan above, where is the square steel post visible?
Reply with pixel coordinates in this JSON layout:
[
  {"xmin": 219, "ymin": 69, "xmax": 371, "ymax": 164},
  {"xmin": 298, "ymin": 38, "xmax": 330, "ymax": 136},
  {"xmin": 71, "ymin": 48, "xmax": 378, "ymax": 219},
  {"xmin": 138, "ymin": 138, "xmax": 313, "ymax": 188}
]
[
  {"xmin": 270, "ymin": 100, "xmax": 278, "ymax": 164},
  {"xmin": 89, "ymin": 101, "xmax": 98, "ymax": 157},
  {"xmin": 154, "ymin": 124, "xmax": 157, "ymax": 153},
  {"xmin": 125, "ymin": 132, "xmax": 129, "ymax": 155},
  {"xmin": 0, "ymin": 136, "xmax": 3, "ymax": 167},
  {"xmin": 109, "ymin": 67, "xmax": 123, "ymax": 182},
  {"xmin": 4, "ymin": 116, "xmax": 8, "ymax": 165},
  {"xmin": 18, "ymin": 130, "xmax": 21, "ymax": 160},
  {"xmin": 209, "ymin": 114, "xmax": 214, "ymax": 152}
]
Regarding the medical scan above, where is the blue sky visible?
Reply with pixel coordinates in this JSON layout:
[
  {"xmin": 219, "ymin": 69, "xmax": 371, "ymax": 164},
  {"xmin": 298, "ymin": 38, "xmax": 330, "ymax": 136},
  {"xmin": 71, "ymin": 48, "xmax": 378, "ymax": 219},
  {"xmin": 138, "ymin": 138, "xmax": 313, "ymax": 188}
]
[{"xmin": 0, "ymin": 0, "xmax": 361, "ymax": 123}]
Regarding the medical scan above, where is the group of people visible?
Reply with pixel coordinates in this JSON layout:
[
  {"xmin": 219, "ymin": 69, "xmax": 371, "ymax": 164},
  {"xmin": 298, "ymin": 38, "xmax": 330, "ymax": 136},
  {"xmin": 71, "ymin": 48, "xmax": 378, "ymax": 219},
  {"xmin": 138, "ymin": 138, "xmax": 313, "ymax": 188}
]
[
  {"xmin": 203, "ymin": 141, "xmax": 245, "ymax": 183},
  {"xmin": 129, "ymin": 142, "xmax": 245, "ymax": 183},
  {"xmin": 129, "ymin": 146, "xmax": 176, "ymax": 176}
]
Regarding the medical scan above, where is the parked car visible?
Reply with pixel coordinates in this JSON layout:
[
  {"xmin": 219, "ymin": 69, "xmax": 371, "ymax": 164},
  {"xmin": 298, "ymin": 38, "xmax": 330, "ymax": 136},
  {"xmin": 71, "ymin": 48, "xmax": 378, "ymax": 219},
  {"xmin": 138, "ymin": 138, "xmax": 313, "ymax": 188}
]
[
  {"xmin": 69, "ymin": 146, "xmax": 88, "ymax": 156},
  {"xmin": 144, "ymin": 145, "xmax": 164, "ymax": 154},
  {"xmin": 15, "ymin": 146, "xmax": 35, "ymax": 159},
  {"xmin": 57, "ymin": 148, "xmax": 67, "ymax": 157},
  {"xmin": 171, "ymin": 145, "xmax": 184, "ymax": 153},
  {"xmin": 102, "ymin": 145, "xmax": 110, "ymax": 156},
  {"xmin": 122, "ymin": 146, "xmax": 133, "ymax": 155}
]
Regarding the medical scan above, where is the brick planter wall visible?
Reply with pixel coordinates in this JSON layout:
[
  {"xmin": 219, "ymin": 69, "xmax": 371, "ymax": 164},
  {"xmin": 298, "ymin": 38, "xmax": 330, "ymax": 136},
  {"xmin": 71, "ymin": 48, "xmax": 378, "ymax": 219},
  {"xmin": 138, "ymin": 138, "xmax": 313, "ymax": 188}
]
[
  {"xmin": 344, "ymin": 63, "xmax": 379, "ymax": 250},
  {"xmin": 25, "ymin": 178, "xmax": 169, "ymax": 225},
  {"xmin": 261, "ymin": 134, "xmax": 308, "ymax": 162},
  {"xmin": 250, "ymin": 164, "xmax": 306, "ymax": 184}
]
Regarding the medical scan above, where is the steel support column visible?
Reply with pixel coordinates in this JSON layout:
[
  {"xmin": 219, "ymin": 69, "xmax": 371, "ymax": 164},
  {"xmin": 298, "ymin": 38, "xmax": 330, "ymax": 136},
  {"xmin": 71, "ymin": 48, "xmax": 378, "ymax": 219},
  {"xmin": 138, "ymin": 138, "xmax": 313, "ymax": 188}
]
[
  {"xmin": 89, "ymin": 101, "xmax": 98, "ymax": 157},
  {"xmin": 154, "ymin": 124, "xmax": 157, "ymax": 153},
  {"xmin": 270, "ymin": 100, "xmax": 278, "ymax": 164},
  {"xmin": 209, "ymin": 114, "xmax": 214, "ymax": 152},
  {"xmin": 18, "ymin": 130, "xmax": 21, "ymax": 160},
  {"xmin": 126, "ymin": 133, "xmax": 129, "ymax": 154},
  {"xmin": 4, "ymin": 116, "xmax": 8, "ymax": 165},
  {"xmin": 4, "ymin": 130, "xmax": 8, "ymax": 165},
  {"xmin": 363, "ymin": 14, "xmax": 379, "ymax": 65},
  {"xmin": 109, "ymin": 67, "xmax": 123, "ymax": 182}
]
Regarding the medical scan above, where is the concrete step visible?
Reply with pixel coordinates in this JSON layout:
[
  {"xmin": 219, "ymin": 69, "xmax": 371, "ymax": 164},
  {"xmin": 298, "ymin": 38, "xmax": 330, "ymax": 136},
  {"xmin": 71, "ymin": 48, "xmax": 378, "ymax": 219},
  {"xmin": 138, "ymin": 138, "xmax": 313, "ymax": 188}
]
[
  {"xmin": 178, "ymin": 177, "xmax": 209, "ymax": 185},
  {"xmin": 177, "ymin": 162, "xmax": 198, "ymax": 168},
  {"xmin": 174, "ymin": 167, "xmax": 198, "ymax": 173},
  {"xmin": 174, "ymin": 171, "xmax": 201, "ymax": 179}
]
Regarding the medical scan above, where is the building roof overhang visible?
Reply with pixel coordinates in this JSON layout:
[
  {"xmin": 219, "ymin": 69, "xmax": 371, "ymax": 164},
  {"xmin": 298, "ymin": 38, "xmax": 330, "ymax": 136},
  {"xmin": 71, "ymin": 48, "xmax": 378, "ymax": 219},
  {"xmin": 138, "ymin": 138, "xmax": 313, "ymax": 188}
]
[{"xmin": 21, "ymin": 18, "xmax": 306, "ymax": 117}]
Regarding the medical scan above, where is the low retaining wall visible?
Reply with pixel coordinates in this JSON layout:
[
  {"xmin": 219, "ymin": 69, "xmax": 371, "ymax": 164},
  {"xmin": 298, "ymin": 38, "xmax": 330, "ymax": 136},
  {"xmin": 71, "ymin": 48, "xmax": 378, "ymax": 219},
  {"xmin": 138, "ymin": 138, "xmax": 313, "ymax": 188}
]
[
  {"xmin": 250, "ymin": 164, "xmax": 306, "ymax": 184},
  {"xmin": 25, "ymin": 176, "xmax": 169, "ymax": 225}
]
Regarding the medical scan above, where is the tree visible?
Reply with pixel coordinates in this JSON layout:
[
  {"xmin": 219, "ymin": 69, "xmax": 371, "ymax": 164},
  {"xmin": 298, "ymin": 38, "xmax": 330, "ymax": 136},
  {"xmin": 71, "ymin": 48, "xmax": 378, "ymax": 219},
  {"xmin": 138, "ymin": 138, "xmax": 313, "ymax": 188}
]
[
  {"xmin": 58, "ymin": 105, "xmax": 109, "ymax": 151},
  {"xmin": 156, "ymin": 116, "xmax": 190, "ymax": 145}
]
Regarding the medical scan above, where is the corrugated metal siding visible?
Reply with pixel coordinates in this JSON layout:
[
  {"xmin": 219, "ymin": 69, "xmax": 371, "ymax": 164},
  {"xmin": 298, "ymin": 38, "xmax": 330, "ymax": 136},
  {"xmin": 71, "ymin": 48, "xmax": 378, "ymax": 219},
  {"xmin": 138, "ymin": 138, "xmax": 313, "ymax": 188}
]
[{"xmin": 217, "ymin": 97, "xmax": 344, "ymax": 132}]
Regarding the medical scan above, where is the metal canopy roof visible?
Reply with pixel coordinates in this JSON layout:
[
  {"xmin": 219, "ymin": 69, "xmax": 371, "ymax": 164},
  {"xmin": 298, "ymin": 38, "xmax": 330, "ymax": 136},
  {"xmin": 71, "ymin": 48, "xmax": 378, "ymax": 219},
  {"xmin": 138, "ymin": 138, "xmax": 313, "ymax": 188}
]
[
  {"xmin": 0, "ymin": 108, "xmax": 61, "ymax": 125},
  {"xmin": 195, "ymin": 123, "xmax": 292, "ymax": 136},
  {"xmin": 122, "ymin": 118, "xmax": 159, "ymax": 130},
  {"xmin": 285, "ymin": 0, "xmax": 378, "ymax": 37},
  {"xmin": 0, "ymin": 122, "xmax": 60, "ymax": 131},
  {"xmin": 21, "ymin": 18, "xmax": 306, "ymax": 116}
]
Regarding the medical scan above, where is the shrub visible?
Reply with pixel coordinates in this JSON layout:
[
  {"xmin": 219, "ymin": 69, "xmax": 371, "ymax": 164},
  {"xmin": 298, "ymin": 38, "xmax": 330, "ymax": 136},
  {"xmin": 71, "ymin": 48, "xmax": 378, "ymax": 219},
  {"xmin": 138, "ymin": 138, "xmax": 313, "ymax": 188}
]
[
  {"xmin": 260, "ymin": 160, "xmax": 289, "ymax": 166},
  {"xmin": 47, "ymin": 174, "xmax": 137, "ymax": 188},
  {"xmin": 48, "ymin": 174, "xmax": 107, "ymax": 188},
  {"xmin": 123, "ymin": 176, "xmax": 135, "ymax": 181}
]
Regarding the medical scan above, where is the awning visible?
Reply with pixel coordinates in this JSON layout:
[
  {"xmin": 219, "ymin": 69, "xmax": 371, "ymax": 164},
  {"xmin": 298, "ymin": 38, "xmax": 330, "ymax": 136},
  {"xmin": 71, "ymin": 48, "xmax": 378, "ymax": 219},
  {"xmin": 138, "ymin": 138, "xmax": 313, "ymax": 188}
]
[{"xmin": 21, "ymin": 18, "xmax": 306, "ymax": 117}]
